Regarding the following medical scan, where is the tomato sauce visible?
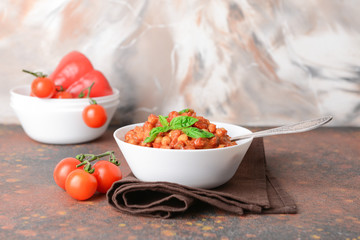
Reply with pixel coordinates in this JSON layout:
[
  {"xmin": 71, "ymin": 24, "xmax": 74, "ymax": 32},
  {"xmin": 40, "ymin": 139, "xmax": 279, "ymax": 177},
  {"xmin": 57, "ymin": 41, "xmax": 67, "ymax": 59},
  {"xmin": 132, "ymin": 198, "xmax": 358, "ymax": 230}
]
[{"xmin": 125, "ymin": 109, "xmax": 236, "ymax": 149}]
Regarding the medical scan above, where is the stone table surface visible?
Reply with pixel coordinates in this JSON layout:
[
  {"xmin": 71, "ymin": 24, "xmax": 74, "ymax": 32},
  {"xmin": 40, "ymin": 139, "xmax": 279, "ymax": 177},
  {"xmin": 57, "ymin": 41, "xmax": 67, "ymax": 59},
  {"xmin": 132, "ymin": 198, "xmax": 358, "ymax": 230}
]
[{"xmin": 0, "ymin": 124, "xmax": 359, "ymax": 240}]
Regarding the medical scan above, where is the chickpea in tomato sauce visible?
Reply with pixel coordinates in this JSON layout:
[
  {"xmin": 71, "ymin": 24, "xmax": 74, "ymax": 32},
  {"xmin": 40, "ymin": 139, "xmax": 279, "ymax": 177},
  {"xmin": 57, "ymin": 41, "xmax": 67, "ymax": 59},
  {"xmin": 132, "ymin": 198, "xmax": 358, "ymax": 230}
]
[{"xmin": 124, "ymin": 109, "xmax": 236, "ymax": 149}]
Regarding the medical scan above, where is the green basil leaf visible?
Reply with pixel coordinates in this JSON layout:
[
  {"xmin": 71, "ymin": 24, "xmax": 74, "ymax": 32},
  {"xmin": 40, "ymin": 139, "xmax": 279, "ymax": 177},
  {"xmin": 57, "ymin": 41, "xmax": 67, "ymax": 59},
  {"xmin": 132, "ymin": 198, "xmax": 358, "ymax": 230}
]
[
  {"xmin": 149, "ymin": 126, "xmax": 170, "ymax": 136},
  {"xmin": 158, "ymin": 115, "xmax": 169, "ymax": 127},
  {"xmin": 182, "ymin": 127, "xmax": 215, "ymax": 139},
  {"xmin": 144, "ymin": 126, "xmax": 170, "ymax": 143},
  {"xmin": 144, "ymin": 135, "xmax": 157, "ymax": 143},
  {"xmin": 178, "ymin": 108, "xmax": 190, "ymax": 114},
  {"xmin": 170, "ymin": 116, "xmax": 198, "ymax": 129}
]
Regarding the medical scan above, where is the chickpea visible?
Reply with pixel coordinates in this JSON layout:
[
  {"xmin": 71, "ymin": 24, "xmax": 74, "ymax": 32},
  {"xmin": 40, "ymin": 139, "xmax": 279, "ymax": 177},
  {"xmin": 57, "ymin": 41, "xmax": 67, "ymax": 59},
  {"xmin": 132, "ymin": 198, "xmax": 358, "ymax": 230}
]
[
  {"xmin": 174, "ymin": 142, "xmax": 185, "ymax": 149},
  {"xmin": 215, "ymin": 128, "xmax": 227, "ymax": 137},
  {"xmin": 161, "ymin": 136, "xmax": 171, "ymax": 146},
  {"xmin": 147, "ymin": 114, "xmax": 158, "ymax": 125},
  {"xmin": 154, "ymin": 136, "xmax": 163, "ymax": 144},
  {"xmin": 153, "ymin": 143, "xmax": 161, "ymax": 148},
  {"xmin": 208, "ymin": 123, "xmax": 216, "ymax": 133},
  {"xmin": 127, "ymin": 139, "xmax": 137, "ymax": 145},
  {"xmin": 125, "ymin": 131, "xmax": 133, "ymax": 142},
  {"xmin": 185, "ymin": 140, "xmax": 195, "ymax": 149},
  {"xmin": 134, "ymin": 126, "xmax": 142, "ymax": 132},
  {"xmin": 194, "ymin": 118, "xmax": 208, "ymax": 129},
  {"xmin": 136, "ymin": 130, "xmax": 144, "ymax": 140},
  {"xmin": 143, "ymin": 122, "xmax": 154, "ymax": 131},
  {"xmin": 169, "ymin": 130, "xmax": 181, "ymax": 147},
  {"xmin": 169, "ymin": 130, "xmax": 181, "ymax": 140},
  {"xmin": 209, "ymin": 136, "xmax": 219, "ymax": 148},
  {"xmin": 177, "ymin": 134, "xmax": 188, "ymax": 142},
  {"xmin": 194, "ymin": 138, "xmax": 205, "ymax": 149}
]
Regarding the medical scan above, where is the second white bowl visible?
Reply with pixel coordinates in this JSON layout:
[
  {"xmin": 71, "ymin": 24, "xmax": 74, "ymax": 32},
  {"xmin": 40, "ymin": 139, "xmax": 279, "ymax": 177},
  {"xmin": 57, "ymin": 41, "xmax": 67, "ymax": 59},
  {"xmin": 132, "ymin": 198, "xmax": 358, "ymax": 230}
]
[{"xmin": 10, "ymin": 85, "xmax": 120, "ymax": 144}]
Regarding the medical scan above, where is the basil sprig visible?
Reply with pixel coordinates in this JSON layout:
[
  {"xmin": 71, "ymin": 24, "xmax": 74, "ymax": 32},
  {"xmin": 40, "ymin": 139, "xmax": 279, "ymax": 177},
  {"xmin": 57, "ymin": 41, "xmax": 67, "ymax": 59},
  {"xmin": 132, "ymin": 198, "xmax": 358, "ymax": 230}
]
[{"xmin": 144, "ymin": 115, "xmax": 214, "ymax": 143}]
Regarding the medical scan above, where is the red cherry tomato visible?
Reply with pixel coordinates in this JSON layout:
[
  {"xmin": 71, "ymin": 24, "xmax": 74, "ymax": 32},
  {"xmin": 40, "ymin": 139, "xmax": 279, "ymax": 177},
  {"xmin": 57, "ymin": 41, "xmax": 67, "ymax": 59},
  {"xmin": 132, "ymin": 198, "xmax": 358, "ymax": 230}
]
[
  {"xmin": 31, "ymin": 77, "xmax": 56, "ymax": 98},
  {"xmin": 54, "ymin": 91, "xmax": 73, "ymax": 99},
  {"xmin": 49, "ymin": 51, "xmax": 94, "ymax": 89},
  {"xmin": 82, "ymin": 104, "xmax": 107, "ymax": 128},
  {"xmin": 65, "ymin": 169, "xmax": 97, "ymax": 201},
  {"xmin": 53, "ymin": 157, "xmax": 82, "ymax": 190},
  {"xmin": 93, "ymin": 161, "xmax": 122, "ymax": 193},
  {"xmin": 66, "ymin": 70, "xmax": 113, "ymax": 98}
]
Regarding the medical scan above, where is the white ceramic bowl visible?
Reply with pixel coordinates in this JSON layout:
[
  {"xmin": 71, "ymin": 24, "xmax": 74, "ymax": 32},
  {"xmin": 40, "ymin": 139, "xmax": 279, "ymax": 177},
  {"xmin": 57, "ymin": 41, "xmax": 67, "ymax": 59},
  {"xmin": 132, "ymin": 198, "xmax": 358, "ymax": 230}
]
[
  {"xmin": 114, "ymin": 122, "xmax": 253, "ymax": 189},
  {"xmin": 10, "ymin": 85, "xmax": 120, "ymax": 144}
]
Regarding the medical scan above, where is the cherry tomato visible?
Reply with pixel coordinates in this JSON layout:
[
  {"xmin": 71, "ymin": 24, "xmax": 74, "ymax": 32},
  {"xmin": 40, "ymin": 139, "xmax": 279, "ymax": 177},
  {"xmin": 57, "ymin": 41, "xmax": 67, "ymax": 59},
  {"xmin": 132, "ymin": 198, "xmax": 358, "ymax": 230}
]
[
  {"xmin": 54, "ymin": 91, "xmax": 73, "ymax": 98},
  {"xmin": 82, "ymin": 104, "xmax": 107, "ymax": 128},
  {"xmin": 65, "ymin": 169, "xmax": 97, "ymax": 201},
  {"xmin": 49, "ymin": 51, "xmax": 94, "ymax": 89},
  {"xmin": 93, "ymin": 161, "xmax": 122, "ymax": 193},
  {"xmin": 31, "ymin": 77, "xmax": 56, "ymax": 98},
  {"xmin": 53, "ymin": 157, "xmax": 82, "ymax": 190}
]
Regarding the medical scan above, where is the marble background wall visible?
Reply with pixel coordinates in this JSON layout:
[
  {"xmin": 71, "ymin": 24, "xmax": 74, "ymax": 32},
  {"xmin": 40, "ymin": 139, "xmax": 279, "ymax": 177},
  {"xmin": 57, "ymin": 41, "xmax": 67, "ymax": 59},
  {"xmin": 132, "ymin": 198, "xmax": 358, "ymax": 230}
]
[{"xmin": 1, "ymin": 0, "xmax": 359, "ymax": 126}]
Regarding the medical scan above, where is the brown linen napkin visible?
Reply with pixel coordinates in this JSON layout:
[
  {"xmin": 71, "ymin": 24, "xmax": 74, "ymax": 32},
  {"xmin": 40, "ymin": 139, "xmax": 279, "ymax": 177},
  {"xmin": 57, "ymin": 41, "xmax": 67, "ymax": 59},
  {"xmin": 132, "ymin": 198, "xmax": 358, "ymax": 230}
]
[{"xmin": 107, "ymin": 138, "xmax": 297, "ymax": 218}]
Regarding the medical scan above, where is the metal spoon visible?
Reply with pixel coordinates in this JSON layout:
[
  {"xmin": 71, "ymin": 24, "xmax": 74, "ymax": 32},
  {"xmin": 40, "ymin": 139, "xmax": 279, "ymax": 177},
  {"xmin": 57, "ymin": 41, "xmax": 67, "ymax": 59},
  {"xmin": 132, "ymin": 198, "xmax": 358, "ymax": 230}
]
[{"xmin": 231, "ymin": 116, "xmax": 333, "ymax": 141}]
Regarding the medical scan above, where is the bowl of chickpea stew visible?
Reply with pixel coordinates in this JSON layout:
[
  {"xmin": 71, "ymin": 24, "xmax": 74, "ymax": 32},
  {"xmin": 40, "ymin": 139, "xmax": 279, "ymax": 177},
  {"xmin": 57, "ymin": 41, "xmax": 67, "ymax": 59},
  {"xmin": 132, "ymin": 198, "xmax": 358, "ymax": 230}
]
[{"xmin": 113, "ymin": 109, "xmax": 253, "ymax": 189}]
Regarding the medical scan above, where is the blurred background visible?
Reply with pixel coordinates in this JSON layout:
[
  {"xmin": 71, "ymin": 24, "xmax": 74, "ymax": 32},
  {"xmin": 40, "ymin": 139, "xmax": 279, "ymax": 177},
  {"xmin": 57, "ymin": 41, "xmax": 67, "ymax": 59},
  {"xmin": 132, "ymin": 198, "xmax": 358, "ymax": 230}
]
[{"xmin": 1, "ymin": 0, "xmax": 359, "ymax": 126}]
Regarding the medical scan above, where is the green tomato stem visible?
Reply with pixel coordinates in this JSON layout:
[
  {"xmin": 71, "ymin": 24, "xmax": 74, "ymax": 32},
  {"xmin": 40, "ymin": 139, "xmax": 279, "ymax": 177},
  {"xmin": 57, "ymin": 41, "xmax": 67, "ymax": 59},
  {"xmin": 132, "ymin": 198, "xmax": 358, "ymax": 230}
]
[
  {"xmin": 83, "ymin": 161, "xmax": 95, "ymax": 174},
  {"xmin": 86, "ymin": 82, "xmax": 95, "ymax": 98},
  {"xmin": 109, "ymin": 152, "xmax": 120, "ymax": 166},
  {"xmin": 89, "ymin": 98, "xmax": 97, "ymax": 105},
  {"xmin": 75, "ymin": 151, "xmax": 117, "ymax": 168},
  {"xmin": 22, "ymin": 69, "xmax": 47, "ymax": 78},
  {"xmin": 77, "ymin": 81, "xmax": 95, "ymax": 99}
]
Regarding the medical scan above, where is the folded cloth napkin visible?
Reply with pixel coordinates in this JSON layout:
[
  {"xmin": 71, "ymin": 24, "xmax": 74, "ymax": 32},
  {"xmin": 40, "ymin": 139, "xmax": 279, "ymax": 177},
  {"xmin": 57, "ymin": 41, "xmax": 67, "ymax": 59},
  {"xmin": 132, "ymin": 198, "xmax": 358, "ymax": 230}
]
[{"xmin": 107, "ymin": 138, "xmax": 297, "ymax": 218}]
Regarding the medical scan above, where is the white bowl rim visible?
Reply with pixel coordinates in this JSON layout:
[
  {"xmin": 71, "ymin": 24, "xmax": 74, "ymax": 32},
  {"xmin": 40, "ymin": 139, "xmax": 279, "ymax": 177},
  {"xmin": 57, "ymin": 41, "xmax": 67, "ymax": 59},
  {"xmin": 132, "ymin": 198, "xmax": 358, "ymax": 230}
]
[
  {"xmin": 10, "ymin": 85, "xmax": 119, "ymax": 102},
  {"xmin": 114, "ymin": 122, "xmax": 253, "ymax": 153}
]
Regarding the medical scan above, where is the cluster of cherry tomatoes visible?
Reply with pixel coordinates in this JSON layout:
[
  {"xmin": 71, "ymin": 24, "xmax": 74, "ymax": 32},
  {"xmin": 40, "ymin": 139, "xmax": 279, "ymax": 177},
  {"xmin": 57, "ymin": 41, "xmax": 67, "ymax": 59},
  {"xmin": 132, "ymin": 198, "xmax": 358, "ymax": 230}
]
[
  {"xmin": 23, "ymin": 51, "xmax": 113, "ymax": 128},
  {"xmin": 53, "ymin": 151, "xmax": 122, "ymax": 200}
]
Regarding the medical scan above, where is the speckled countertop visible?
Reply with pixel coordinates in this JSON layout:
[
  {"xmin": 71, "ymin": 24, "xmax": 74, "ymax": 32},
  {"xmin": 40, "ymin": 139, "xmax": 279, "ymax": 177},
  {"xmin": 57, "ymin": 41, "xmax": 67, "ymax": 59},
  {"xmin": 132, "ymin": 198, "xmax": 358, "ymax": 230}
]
[{"xmin": 0, "ymin": 125, "xmax": 359, "ymax": 240}]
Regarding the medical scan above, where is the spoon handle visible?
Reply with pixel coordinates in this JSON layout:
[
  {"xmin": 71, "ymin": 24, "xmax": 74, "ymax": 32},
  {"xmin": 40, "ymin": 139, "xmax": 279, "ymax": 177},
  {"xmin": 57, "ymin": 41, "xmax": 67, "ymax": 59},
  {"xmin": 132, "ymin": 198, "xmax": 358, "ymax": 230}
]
[{"xmin": 231, "ymin": 116, "xmax": 333, "ymax": 141}]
